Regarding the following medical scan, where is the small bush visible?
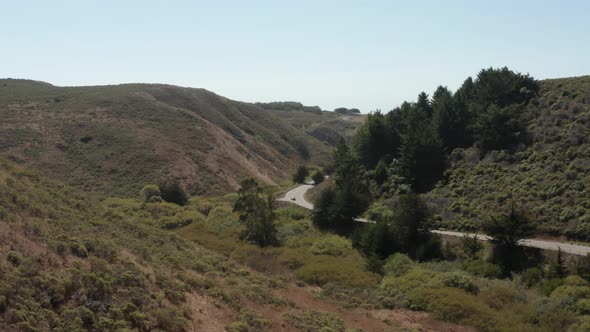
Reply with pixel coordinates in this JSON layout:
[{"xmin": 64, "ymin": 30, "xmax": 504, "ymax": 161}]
[
  {"xmin": 520, "ymin": 267, "xmax": 543, "ymax": 287},
  {"xmin": 276, "ymin": 206, "xmax": 307, "ymax": 221},
  {"xmin": 175, "ymin": 210, "xmax": 206, "ymax": 225},
  {"xmin": 283, "ymin": 309, "xmax": 344, "ymax": 332},
  {"xmin": 542, "ymin": 278, "xmax": 565, "ymax": 296},
  {"xmin": 7, "ymin": 251, "xmax": 23, "ymax": 266},
  {"xmin": 227, "ymin": 311, "xmax": 270, "ymax": 332},
  {"xmin": 310, "ymin": 235, "xmax": 352, "ymax": 256},
  {"xmin": 383, "ymin": 253, "xmax": 414, "ymax": 277},
  {"xmin": 461, "ymin": 260, "xmax": 502, "ymax": 278},
  {"xmin": 160, "ymin": 216, "xmax": 191, "ymax": 229},
  {"xmin": 70, "ymin": 240, "xmax": 88, "ymax": 258},
  {"xmin": 440, "ymin": 271, "xmax": 479, "ymax": 294},
  {"xmin": 140, "ymin": 184, "xmax": 161, "ymax": 202},
  {"xmin": 159, "ymin": 182, "xmax": 188, "ymax": 206}
]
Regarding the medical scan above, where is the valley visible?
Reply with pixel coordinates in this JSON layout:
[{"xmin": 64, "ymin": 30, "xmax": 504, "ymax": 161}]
[{"xmin": 2, "ymin": 71, "xmax": 590, "ymax": 332}]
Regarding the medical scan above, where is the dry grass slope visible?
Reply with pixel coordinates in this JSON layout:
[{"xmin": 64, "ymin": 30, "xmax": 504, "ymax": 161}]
[{"xmin": 0, "ymin": 79, "xmax": 360, "ymax": 197}]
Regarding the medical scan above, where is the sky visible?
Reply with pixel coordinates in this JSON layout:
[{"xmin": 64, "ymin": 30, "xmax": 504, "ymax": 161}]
[{"xmin": 2, "ymin": 0, "xmax": 590, "ymax": 112}]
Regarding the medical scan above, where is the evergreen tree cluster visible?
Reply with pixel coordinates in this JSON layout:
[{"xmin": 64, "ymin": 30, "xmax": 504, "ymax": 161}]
[
  {"xmin": 312, "ymin": 140, "xmax": 370, "ymax": 234},
  {"xmin": 353, "ymin": 67, "xmax": 539, "ymax": 194},
  {"xmin": 352, "ymin": 194, "xmax": 442, "ymax": 264},
  {"xmin": 312, "ymin": 67, "xmax": 540, "ymax": 271}
]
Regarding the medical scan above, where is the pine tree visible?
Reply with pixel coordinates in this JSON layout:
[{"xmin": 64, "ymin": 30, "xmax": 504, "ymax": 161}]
[
  {"xmin": 416, "ymin": 92, "xmax": 433, "ymax": 118},
  {"xmin": 233, "ymin": 178, "xmax": 278, "ymax": 247},
  {"xmin": 399, "ymin": 104, "xmax": 446, "ymax": 193},
  {"xmin": 548, "ymin": 247, "xmax": 567, "ymax": 278},
  {"xmin": 432, "ymin": 86, "xmax": 471, "ymax": 150},
  {"xmin": 312, "ymin": 186, "xmax": 337, "ymax": 230},
  {"xmin": 353, "ymin": 111, "xmax": 390, "ymax": 168},
  {"xmin": 373, "ymin": 159, "xmax": 388, "ymax": 185},
  {"xmin": 482, "ymin": 205, "xmax": 536, "ymax": 248},
  {"xmin": 311, "ymin": 169, "xmax": 325, "ymax": 185}
]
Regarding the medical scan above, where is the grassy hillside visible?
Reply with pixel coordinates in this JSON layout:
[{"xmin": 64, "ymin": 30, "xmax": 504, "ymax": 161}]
[
  {"xmin": 0, "ymin": 157, "xmax": 481, "ymax": 331},
  {"xmin": 427, "ymin": 76, "xmax": 590, "ymax": 238},
  {"xmin": 3, "ymin": 138, "xmax": 590, "ymax": 331},
  {"xmin": 0, "ymin": 79, "xmax": 360, "ymax": 197},
  {"xmin": 255, "ymin": 101, "xmax": 363, "ymax": 145}
]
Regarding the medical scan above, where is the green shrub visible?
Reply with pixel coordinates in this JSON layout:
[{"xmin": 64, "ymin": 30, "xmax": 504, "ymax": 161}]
[
  {"xmin": 573, "ymin": 298, "xmax": 590, "ymax": 315},
  {"xmin": 440, "ymin": 271, "xmax": 479, "ymax": 294},
  {"xmin": 276, "ymin": 206, "xmax": 307, "ymax": 221},
  {"xmin": 380, "ymin": 268, "xmax": 442, "ymax": 309},
  {"xmin": 520, "ymin": 267, "xmax": 543, "ymax": 287},
  {"xmin": 569, "ymin": 316, "xmax": 590, "ymax": 332},
  {"xmin": 227, "ymin": 311, "xmax": 270, "ymax": 332},
  {"xmin": 175, "ymin": 210, "xmax": 206, "ymax": 225},
  {"xmin": 478, "ymin": 286, "xmax": 525, "ymax": 310},
  {"xmin": 383, "ymin": 253, "xmax": 414, "ymax": 277},
  {"xmin": 461, "ymin": 260, "xmax": 502, "ymax": 278},
  {"xmin": 295, "ymin": 258, "xmax": 379, "ymax": 288},
  {"xmin": 70, "ymin": 240, "xmax": 88, "ymax": 258},
  {"xmin": 154, "ymin": 306, "xmax": 189, "ymax": 331},
  {"xmin": 283, "ymin": 309, "xmax": 344, "ymax": 332},
  {"xmin": 276, "ymin": 219, "xmax": 314, "ymax": 241},
  {"xmin": 542, "ymin": 278, "xmax": 565, "ymax": 296},
  {"xmin": 148, "ymin": 195, "xmax": 163, "ymax": 203},
  {"xmin": 7, "ymin": 251, "xmax": 23, "ymax": 266},
  {"xmin": 410, "ymin": 287, "xmax": 513, "ymax": 331},
  {"xmin": 160, "ymin": 216, "xmax": 189, "ymax": 229},
  {"xmin": 207, "ymin": 206, "xmax": 239, "ymax": 232},
  {"xmin": 461, "ymin": 235, "xmax": 483, "ymax": 259},
  {"xmin": 140, "ymin": 184, "xmax": 161, "ymax": 202},
  {"xmin": 310, "ymin": 235, "xmax": 352, "ymax": 256}
]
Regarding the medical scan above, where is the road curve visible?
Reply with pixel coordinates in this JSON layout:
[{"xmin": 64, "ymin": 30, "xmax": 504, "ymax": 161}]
[
  {"xmin": 277, "ymin": 184, "xmax": 315, "ymax": 210},
  {"xmin": 279, "ymin": 184, "xmax": 590, "ymax": 256}
]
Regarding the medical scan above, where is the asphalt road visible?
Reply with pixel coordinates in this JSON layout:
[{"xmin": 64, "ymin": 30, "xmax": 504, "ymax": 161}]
[
  {"xmin": 277, "ymin": 183, "xmax": 315, "ymax": 210},
  {"xmin": 279, "ymin": 184, "xmax": 590, "ymax": 256}
]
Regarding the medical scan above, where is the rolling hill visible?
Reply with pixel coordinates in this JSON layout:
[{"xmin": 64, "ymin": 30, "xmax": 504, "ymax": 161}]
[
  {"xmin": 424, "ymin": 75, "xmax": 590, "ymax": 238},
  {"xmin": 0, "ymin": 149, "xmax": 473, "ymax": 332},
  {"xmin": 0, "ymin": 79, "xmax": 360, "ymax": 197}
]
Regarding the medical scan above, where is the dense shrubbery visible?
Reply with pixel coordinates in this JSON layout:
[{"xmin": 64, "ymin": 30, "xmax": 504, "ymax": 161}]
[
  {"xmin": 377, "ymin": 255, "xmax": 587, "ymax": 331},
  {"xmin": 7, "ymin": 154, "xmax": 590, "ymax": 331},
  {"xmin": 0, "ymin": 159, "xmax": 297, "ymax": 331},
  {"xmin": 426, "ymin": 75, "xmax": 590, "ymax": 236}
]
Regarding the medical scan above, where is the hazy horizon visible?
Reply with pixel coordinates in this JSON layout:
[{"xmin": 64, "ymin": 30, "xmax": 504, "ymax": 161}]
[{"xmin": 3, "ymin": 0, "xmax": 589, "ymax": 112}]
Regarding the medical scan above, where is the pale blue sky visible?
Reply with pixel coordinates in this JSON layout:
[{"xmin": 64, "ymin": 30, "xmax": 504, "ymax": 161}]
[{"xmin": 2, "ymin": 0, "xmax": 589, "ymax": 112}]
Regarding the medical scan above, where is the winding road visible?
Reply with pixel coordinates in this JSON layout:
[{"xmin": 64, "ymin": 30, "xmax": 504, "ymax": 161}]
[{"xmin": 279, "ymin": 184, "xmax": 590, "ymax": 256}]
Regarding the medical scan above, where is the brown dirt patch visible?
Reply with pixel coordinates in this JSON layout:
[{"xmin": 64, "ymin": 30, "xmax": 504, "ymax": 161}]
[{"xmin": 186, "ymin": 292, "xmax": 235, "ymax": 332}]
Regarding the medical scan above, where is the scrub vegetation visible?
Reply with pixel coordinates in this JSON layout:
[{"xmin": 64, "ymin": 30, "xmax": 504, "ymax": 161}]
[{"xmin": 3, "ymin": 69, "xmax": 590, "ymax": 331}]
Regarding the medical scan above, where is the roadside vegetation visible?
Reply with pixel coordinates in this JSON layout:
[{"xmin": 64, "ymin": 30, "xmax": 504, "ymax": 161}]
[
  {"xmin": 302, "ymin": 68, "xmax": 590, "ymax": 330},
  {"xmin": 0, "ymin": 158, "xmax": 391, "ymax": 331},
  {"xmin": 2, "ymin": 68, "xmax": 590, "ymax": 331}
]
